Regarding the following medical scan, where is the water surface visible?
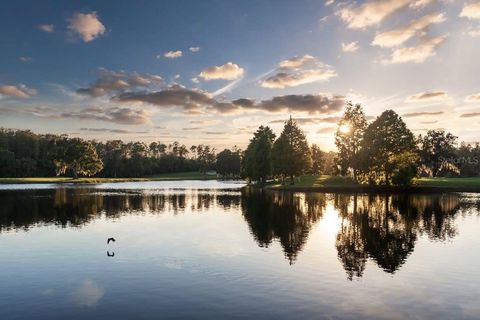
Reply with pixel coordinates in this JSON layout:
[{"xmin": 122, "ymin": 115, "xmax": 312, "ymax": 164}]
[{"xmin": 1, "ymin": 181, "xmax": 479, "ymax": 319}]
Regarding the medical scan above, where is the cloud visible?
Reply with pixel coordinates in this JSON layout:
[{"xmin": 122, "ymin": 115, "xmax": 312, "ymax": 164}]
[
  {"xmin": 199, "ymin": 62, "xmax": 244, "ymax": 81},
  {"xmin": 372, "ymin": 13, "xmax": 446, "ymax": 48},
  {"xmin": 410, "ymin": 0, "xmax": 435, "ymax": 9},
  {"xmin": 18, "ymin": 56, "xmax": 33, "ymax": 63},
  {"xmin": 317, "ymin": 127, "xmax": 336, "ymax": 134},
  {"xmin": 278, "ymin": 54, "xmax": 315, "ymax": 69},
  {"xmin": 61, "ymin": 106, "xmax": 151, "ymax": 125},
  {"xmin": 0, "ymin": 84, "xmax": 36, "ymax": 98},
  {"xmin": 382, "ymin": 35, "xmax": 446, "ymax": 64},
  {"xmin": 460, "ymin": 112, "xmax": 480, "ymax": 118},
  {"xmin": 342, "ymin": 41, "xmax": 359, "ymax": 52},
  {"xmin": 191, "ymin": 77, "xmax": 200, "ymax": 84},
  {"xmin": 112, "ymin": 84, "xmax": 215, "ymax": 114},
  {"xmin": 402, "ymin": 111, "xmax": 444, "ymax": 118},
  {"xmin": 420, "ymin": 120, "xmax": 438, "ymax": 124},
  {"xmin": 337, "ymin": 0, "xmax": 411, "ymax": 29},
  {"xmin": 325, "ymin": 0, "xmax": 335, "ymax": 6},
  {"xmin": 405, "ymin": 90, "xmax": 448, "ymax": 102},
  {"xmin": 79, "ymin": 128, "xmax": 149, "ymax": 134},
  {"xmin": 261, "ymin": 68, "xmax": 337, "ymax": 89},
  {"xmin": 38, "ymin": 24, "xmax": 54, "ymax": 33},
  {"xmin": 68, "ymin": 12, "xmax": 106, "ymax": 42},
  {"xmin": 113, "ymin": 83, "xmax": 345, "ymax": 115},
  {"xmin": 164, "ymin": 50, "xmax": 183, "ymax": 59},
  {"xmin": 73, "ymin": 279, "xmax": 105, "ymax": 307},
  {"xmin": 189, "ymin": 47, "xmax": 200, "ymax": 52},
  {"xmin": 76, "ymin": 68, "xmax": 163, "ymax": 97},
  {"xmin": 465, "ymin": 93, "xmax": 480, "ymax": 102},
  {"xmin": 460, "ymin": 2, "xmax": 480, "ymax": 20}
]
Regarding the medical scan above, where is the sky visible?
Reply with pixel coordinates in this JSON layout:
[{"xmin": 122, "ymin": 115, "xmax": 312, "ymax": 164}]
[{"xmin": 0, "ymin": 0, "xmax": 479, "ymax": 151}]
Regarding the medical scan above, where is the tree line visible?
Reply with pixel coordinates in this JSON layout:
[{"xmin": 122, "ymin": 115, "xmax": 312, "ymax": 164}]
[
  {"xmin": 1, "ymin": 101, "xmax": 478, "ymax": 184},
  {"xmin": 0, "ymin": 128, "xmax": 241, "ymax": 178}
]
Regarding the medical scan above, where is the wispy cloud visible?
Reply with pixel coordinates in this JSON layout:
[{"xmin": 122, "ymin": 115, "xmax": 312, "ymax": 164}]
[
  {"xmin": 38, "ymin": 24, "xmax": 54, "ymax": 33},
  {"xmin": 382, "ymin": 35, "xmax": 446, "ymax": 64},
  {"xmin": 342, "ymin": 41, "xmax": 359, "ymax": 52},
  {"xmin": 372, "ymin": 13, "xmax": 446, "ymax": 48},
  {"xmin": 0, "ymin": 84, "xmax": 36, "ymax": 99},
  {"xmin": 465, "ymin": 93, "xmax": 480, "ymax": 102},
  {"xmin": 189, "ymin": 47, "xmax": 200, "ymax": 52},
  {"xmin": 405, "ymin": 90, "xmax": 448, "ymax": 102},
  {"xmin": 402, "ymin": 111, "xmax": 444, "ymax": 118}
]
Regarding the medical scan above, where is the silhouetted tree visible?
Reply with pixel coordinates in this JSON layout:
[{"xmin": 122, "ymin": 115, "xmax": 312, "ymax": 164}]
[
  {"xmin": 243, "ymin": 126, "xmax": 276, "ymax": 184},
  {"xmin": 418, "ymin": 130, "xmax": 458, "ymax": 177}
]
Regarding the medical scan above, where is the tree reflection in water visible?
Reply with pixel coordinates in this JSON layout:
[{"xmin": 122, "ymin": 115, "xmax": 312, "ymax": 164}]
[
  {"xmin": 240, "ymin": 189, "xmax": 478, "ymax": 279},
  {"xmin": 0, "ymin": 187, "xmax": 478, "ymax": 279}
]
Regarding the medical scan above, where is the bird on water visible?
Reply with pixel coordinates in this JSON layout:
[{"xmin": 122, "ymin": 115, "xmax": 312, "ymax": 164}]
[{"xmin": 107, "ymin": 237, "xmax": 116, "ymax": 244}]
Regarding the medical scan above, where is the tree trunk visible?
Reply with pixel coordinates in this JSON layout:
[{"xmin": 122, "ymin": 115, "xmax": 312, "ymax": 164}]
[{"xmin": 290, "ymin": 174, "xmax": 294, "ymax": 185}]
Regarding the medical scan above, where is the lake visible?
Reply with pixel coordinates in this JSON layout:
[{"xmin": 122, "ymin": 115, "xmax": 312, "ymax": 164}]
[{"xmin": 1, "ymin": 181, "xmax": 479, "ymax": 319}]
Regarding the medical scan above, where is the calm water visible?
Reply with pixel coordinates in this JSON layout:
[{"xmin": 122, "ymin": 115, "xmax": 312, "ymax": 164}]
[{"xmin": 1, "ymin": 181, "xmax": 479, "ymax": 319}]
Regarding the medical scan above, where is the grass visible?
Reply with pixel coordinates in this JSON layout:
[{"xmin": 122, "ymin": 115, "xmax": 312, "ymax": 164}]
[
  {"xmin": 0, "ymin": 171, "xmax": 218, "ymax": 184},
  {"xmin": 266, "ymin": 175, "xmax": 480, "ymax": 192}
]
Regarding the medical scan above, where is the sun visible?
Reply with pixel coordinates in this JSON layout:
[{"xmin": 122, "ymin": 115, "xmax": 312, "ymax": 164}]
[{"xmin": 339, "ymin": 123, "xmax": 351, "ymax": 134}]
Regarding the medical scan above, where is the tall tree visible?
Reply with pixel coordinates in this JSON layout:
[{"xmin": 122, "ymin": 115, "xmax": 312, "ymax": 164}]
[
  {"xmin": 310, "ymin": 144, "xmax": 324, "ymax": 175},
  {"xmin": 216, "ymin": 148, "xmax": 241, "ymax": 178},
  {"xmin": 243, "ymin": 126, "xmax": 276, "ymax": 184},
  {"xmin": 272, "ymin": 118, "xmax": 312, "ymax": 184},
  {"xmin": 360, "ymin": 110, "xmax": 417, "ymax": 185},
  {"xmin": 335, "ymin": 102, "xmax": 367, "ymax": 181},
  {"xmin": 418, "ymin": 130, "xmax": 458, "ymax": 177}
]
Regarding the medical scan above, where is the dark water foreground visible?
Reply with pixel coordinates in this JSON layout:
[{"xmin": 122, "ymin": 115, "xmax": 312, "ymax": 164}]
[{"xmin": 0, "ymin": 181, "xmax": 479, "ymax": 319}]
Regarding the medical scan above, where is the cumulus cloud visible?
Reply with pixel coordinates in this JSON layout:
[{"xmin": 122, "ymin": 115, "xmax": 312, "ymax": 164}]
[
  {"xmin": 278, "ymin": 54, "xmax": 315, "ymax": 69},
  {"xmin": 337, "ymin": 0, "xmax": 411, "ymax": 29},
  {"xmin": 164, "ymin": 50, "xmax": 183, "ymax": 59},
  {"xmin": 465, "ymin": 93, "xmax": 480, "ymax": 102},
  {"xmin": 460, "ymin": 2, "xmax": 480, "ymax": 20},
  {"xmin": 0, "ymin": 84, "xmax": 36, "ymax": 98},
  {"xmin": 382, "ymin": 35, "xmax": 446, "ymax": 64},
  {"xmin": 402, "ymin": 111, "xmax": 444, "ymax": 118},
  {"xmin": 61, "ymin": 106, "xmax": 151, "ymax": 125},
  {"xmin": 76, "ymin": 68, "xmax": 163, "ymax": 97},
  {"xmin": 199, "ymin": 62, "xmax": 244, "ymax": 80},
  {"xmin": 342, "ymin": 41, "xmax": 359, "ymax": 52},
  {"xmin": 38, "ymin": 24, "xmax": 54, "ymax": 33},
  {"xmin": 261, "ymin": 55, "xmax": 337, "ymax": 89},
  {"xmin": 189, "ymin": 47, "xmax": 200, "ymax": 52},
  {"xmin": 372, "ymin": 13, "xmax": 446, "ymax": 48},
  {"xmin": 68, "ymin": 12, "xmax": 106, "ymax": 42},
  {"xmin": 405, "ymin": 90, "xmax": 448, "ymax": 102},
  {"xmin": 460, "ymin": 112, "xmax": 480, "ymax": 118}
]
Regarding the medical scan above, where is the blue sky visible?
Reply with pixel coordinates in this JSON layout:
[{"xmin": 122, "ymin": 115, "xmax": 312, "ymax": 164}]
[{"xmin": 1, "ymin": 0, "xmax": 479, "ymax": 150}]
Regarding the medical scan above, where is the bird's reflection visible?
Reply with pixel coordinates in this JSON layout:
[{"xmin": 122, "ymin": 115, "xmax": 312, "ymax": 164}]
[{"xmin": 107, "ymin": 251, "xmax": 115, "ymax": 257}]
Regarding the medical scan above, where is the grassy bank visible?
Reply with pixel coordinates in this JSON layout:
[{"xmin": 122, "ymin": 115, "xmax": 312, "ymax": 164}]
[
  {"xmin": 266, "ymin": 175, "xmax": 480, "ymax": 193},
  {"xmin": 0, "ymin": 171, "xmax": 218, "ymax": 184}
]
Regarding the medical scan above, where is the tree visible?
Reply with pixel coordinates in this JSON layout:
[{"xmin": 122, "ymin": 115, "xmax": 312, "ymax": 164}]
[
  {"xmin": 271, "ymin": 118, "xmax": 312, "ymax": 184},
  {"xmin": 418, "ymin": 130, "xmax": 458, "ymax": 177},
  {"xmin": 243, "ymin": 126, "xmax": 276, "ymax": 184},
  {"xmin": 216, "ymin": 148, "xmax": 241, "ymax": 178},
  {"xmin": 310, "ymin": 144, "xmax": 324, "ymax": 175},
  {"xmin": 54, "ymin": 138, "xmax": 103, "ymax": 178},
  {"xmin": 335, "ymin": 102, "xmax": 368, "ymax": 181},
  {"xmin": 197, "ymin": 144, "xmax": 216, "ymax": 174},
  {"xmin": 359, "ymin": 110, "xmax": 417, "ymax": 185}
]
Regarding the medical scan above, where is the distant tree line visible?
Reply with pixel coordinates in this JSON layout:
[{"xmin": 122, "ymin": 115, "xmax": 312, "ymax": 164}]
[{"xmin": 0, "ymin": 128, "xmax": 241, "ymax": 179}]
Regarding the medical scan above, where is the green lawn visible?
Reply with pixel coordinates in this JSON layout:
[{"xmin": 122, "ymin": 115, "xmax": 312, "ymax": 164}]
[
  {"xmin": 267, "ymin": 175, "xmax": 480, "ymax": 191},
  {"xmin": 0, "ymin": 171, "xmax": 218, "ymax": 184},
  {"xmin": 268, "ymin": 175, "xmax": 358, "ymax": 189},
  {"xmin": 413, "ymin": 177, "xmax": 480, "ymax": 188}
]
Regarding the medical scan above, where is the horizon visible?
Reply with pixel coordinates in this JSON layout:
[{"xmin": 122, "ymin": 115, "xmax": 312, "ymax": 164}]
[{"xmin": 1, "ymin": 0, "xmax": 480, "ymax": 151}]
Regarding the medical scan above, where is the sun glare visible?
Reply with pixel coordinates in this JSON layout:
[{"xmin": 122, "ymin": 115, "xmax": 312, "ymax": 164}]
[{"xmin": 339, "ymin": 123, "xmax": 351, "ymax": 134}]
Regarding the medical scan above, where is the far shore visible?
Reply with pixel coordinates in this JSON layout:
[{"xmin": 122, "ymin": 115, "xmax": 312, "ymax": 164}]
[{"xmin": 1, "ymin": 174, "xmax": 480, "ymax": 193}]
